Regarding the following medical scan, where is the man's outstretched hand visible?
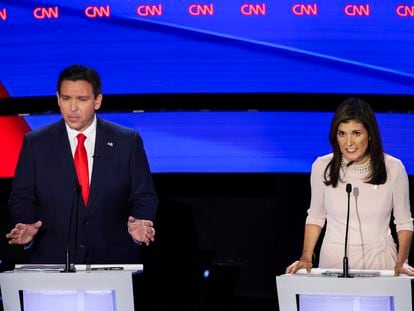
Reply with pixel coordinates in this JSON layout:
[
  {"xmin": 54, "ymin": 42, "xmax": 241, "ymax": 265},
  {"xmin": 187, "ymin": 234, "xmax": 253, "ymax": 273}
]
[{"xmin": 6, "ymin": 221, "xmax": 42, "ymax": 245}]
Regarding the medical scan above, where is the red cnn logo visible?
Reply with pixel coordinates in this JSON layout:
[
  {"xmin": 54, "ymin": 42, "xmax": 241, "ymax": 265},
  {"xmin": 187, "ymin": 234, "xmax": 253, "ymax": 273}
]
[
  {"xmin": 137, "ymin": 5, "xmax": 162, "ymax": 16},
  {"xmin": 85, "ymin": 6, "xmax": 110, "ymax": 18},
  {"xmin": 396, "ymin": 5, "xmax": 414, "ymax": 17},
  {"xmin": 33, "ymin": 7, "xmax": 59, "ymax": 19},
  {"xmin": 0, "ymin": 8, "xmax": 6, "ymax": 21},
  {"xmin": 188, "ymin": 4, "xmax": 214, "ymax": 16},
  {"xmin": 240, "ymin": 4, "xmax": 266, "ymax": 16},
  {"xmin": 344, "ymin": 4, "xmax": 370, "ymax": 16},
  {"xmin": 292, "ymin": 4, "xmax": 318, "ymax": 15}
]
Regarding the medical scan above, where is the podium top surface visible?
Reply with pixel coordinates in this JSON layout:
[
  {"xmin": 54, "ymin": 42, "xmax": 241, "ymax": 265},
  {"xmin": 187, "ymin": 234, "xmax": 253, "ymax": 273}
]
[
  {"xmin": 11, "ymin": 263, "xmax": 143, "ymax": 273},
  {"xmin": 277, "ymin": 268, "xmax": 414, "ymax": 278}
]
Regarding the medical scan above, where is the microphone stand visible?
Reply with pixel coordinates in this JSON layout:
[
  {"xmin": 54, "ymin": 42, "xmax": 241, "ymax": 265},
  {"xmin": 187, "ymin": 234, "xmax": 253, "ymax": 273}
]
[
  {"xmin": 61, "ymin": 185, "xmax": 80, "ymax": 273},
  {"xmin": 339, "ymin": 183, "xmax": 353, "ymax": 278}
]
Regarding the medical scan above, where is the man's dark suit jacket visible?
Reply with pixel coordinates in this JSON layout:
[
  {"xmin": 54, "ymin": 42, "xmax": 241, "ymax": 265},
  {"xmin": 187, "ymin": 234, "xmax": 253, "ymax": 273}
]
[{"xmin": 8, "ymin": 117, "xmax": 158, "ymax": 264}]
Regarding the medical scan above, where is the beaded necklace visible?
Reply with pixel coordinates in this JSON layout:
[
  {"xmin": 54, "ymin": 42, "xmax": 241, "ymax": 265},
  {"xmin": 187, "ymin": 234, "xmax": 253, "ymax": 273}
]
[{"xmin": 341, "ymin": 158, "xmax": 371, "ymax": 174}]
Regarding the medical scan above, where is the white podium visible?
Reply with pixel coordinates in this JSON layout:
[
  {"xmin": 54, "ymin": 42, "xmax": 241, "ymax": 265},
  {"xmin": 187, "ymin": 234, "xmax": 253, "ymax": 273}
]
[
  {"xmin": 0, "ymin": 264, "xmax": 143, "ymax": 311},
  {"xmin": 276, "ymin": 268, "xmax": 414, "ymax": 311}
]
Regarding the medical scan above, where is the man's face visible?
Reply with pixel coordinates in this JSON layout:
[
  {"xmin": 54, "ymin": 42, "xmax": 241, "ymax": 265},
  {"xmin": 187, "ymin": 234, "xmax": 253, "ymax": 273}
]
[{"xmin": 57, "ymin": 80, "xmax": 102, "ymax": 132}]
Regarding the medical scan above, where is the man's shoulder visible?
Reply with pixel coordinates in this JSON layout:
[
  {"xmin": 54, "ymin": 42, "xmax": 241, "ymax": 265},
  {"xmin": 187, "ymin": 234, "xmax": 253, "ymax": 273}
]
[
  {"xmin": 97, "ymin": 117, "xmax": 137, "ymax": 136},
  {"xmin": 26, "ymin": 119, "xmax": 64, "ymax": 139}
]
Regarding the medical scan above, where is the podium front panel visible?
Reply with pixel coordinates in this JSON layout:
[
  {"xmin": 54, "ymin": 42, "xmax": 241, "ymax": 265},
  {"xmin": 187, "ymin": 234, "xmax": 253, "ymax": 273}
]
[
  {"xmin": 0, "ymin": 269, "xmax": 139, "ymax": 311},
  {"xmin": 276, "ymin": 270, "xmax": 414, "ymax": 311},
  {"xmin": 23, "ymin": 290, "xmax": 116, "ymax": 311},
  {"xmin": 298, "ymin": 294, "xmax": 394, "ymax": 311}
]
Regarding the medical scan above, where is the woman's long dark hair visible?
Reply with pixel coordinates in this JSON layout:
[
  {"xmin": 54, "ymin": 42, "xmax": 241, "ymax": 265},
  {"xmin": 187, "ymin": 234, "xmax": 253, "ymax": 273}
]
[{"xmin": 323, "ymin": 97, "xmax": 386, "ymax": 187}]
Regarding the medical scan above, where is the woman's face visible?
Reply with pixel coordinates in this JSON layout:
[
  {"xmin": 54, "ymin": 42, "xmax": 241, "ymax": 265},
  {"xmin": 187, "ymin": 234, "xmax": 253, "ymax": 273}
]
[{"xmin": 337, "ymin": 120, "xmax": 370, "ymax": 164}]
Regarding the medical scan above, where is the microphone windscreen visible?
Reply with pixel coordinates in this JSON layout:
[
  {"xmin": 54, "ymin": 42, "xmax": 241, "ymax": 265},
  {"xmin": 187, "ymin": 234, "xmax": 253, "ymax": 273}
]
[{"xmin": 346, "ymin": 183, "xmax": 352, "ymax": 193}]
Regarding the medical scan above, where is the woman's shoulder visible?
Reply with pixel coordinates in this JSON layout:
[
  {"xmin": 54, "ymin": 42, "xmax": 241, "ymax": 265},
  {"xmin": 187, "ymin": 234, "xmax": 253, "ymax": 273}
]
[
  {"xmin": 384, "ymin": 153, "xmax": 406, "ymax": 171},
  {"xmin": 311, "ymin": 153, "xmax": 333, "ymax": 171},
  {"xmin": 313, "ymin": 153, "xmax": 333, "ymax": 165}
]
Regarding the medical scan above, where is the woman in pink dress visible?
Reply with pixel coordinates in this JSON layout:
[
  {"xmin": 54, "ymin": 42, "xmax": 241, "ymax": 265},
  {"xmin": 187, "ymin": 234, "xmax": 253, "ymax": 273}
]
[{"xmin": 286, "ymin": 97, "xmax": 414, "ymax": 276}]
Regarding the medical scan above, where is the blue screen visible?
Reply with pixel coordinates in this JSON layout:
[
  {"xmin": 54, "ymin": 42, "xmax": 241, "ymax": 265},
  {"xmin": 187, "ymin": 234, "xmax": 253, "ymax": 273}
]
[
  {"xmin": 23, "ymin": 111, "xmax": 414, "ymax": 174},
  {"xmin": 1, "ymin": 0, "xmax": 414, "ymax": 97}
]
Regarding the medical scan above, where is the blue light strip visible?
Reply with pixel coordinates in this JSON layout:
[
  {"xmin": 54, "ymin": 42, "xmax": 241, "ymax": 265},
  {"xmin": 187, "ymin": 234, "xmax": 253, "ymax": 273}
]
[{"xmin": 23, "ymin": 111, "xmax": 414, "ymax": 174}]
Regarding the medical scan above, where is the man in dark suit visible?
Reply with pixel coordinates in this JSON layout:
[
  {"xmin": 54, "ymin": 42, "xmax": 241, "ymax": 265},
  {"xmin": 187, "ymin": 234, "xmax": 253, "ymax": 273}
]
[{"xmin": 6, "ymin": 64, "xmax": 158, "ymax": 264}]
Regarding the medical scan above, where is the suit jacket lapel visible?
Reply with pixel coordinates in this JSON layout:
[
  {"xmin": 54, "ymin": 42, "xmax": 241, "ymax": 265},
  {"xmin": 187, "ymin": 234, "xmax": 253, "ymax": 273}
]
[
  {"xmin": 51, "ymin": 120, "xmax": 78, "ymax": 190},
  {"xmin": 87, "ymin": 118, "xmax": 114, "ymax": 209}
]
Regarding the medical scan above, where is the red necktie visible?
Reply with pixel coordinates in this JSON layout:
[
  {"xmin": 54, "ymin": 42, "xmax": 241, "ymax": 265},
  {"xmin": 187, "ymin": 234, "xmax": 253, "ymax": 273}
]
[{"xmin": 74, "ymin": 133, "xmax": 89, "ymax": 206}]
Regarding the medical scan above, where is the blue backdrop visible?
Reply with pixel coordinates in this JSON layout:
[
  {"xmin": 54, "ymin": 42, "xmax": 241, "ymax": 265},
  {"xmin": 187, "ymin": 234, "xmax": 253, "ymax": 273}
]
[
  {"xmin": 1, "ymin": 0, "xmax": 414, "ymax": 98},
  {"xmin": 24, "ymin": 111, "xmax": 414, "ymax": 174}
]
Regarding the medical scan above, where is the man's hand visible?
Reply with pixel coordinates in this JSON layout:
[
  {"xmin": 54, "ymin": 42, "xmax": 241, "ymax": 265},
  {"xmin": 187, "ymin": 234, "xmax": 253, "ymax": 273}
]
[
  {"xmin": 127, "ymin": 217, "xmax": 155, "ymax": 246},
  {"xmin": 6, "ymin": 221, "xmax": 42, "ymax": 245}
]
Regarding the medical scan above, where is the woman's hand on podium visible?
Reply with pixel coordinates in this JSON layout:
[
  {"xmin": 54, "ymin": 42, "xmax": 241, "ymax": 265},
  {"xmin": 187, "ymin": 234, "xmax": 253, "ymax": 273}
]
[
  {"xmin": 285, "ymin": 258, "xmax": 313, "ymax": 274},
  {"xmin": 394, "ymin": 261, "xmax": 414, "ymax": 276}
]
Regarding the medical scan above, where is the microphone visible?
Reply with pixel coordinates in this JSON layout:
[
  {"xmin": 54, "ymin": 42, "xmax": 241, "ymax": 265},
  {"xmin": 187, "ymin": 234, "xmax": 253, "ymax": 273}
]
[
  {"xmin": 339, "ymin": 183, "xmax": 353, "ymax": 278},
  {"xmin": 346, "ymin": 161, "xmax": 354, "ymax": 167},
  {"xmin": 61, "ymin": 184, "xmax": 81, "ymax": 273},
  {"xmin": 92, "ymin": 153, "xmax": 99, "ymax": 159}
]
